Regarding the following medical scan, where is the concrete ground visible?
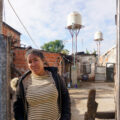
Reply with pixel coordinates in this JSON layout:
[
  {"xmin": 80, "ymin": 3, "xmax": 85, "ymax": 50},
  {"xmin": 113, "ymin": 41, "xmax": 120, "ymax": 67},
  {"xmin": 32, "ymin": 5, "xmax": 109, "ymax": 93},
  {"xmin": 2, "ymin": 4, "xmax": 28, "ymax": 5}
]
[{"xmin": 69, "ymin": 82, "xmax": 115, "ymax": 120}]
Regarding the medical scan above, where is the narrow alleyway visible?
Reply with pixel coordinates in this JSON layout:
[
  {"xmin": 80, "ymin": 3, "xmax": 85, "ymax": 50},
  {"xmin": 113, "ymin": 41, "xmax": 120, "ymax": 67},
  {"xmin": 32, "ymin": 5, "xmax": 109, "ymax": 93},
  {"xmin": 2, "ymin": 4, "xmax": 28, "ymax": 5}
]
[{"xmin": 69, "ymin": 82, "xmax": 115, "ymax": 120}]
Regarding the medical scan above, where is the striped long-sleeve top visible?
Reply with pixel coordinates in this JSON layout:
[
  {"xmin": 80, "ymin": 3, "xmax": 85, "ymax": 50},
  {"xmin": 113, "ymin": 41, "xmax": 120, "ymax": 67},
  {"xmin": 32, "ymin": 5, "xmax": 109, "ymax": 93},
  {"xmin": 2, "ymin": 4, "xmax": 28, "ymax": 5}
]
[{"xmin": 25, "ymin": 74, "xmax": 60, "ymax": 120}]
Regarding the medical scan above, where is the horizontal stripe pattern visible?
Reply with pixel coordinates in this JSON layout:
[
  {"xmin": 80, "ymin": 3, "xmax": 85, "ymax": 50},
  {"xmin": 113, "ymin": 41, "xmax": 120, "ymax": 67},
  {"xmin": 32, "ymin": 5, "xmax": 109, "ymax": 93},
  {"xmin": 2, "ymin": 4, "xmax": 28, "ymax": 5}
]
[{"xmin": 26, "ymin": 74, "xmax": 60, "ymax": 120}]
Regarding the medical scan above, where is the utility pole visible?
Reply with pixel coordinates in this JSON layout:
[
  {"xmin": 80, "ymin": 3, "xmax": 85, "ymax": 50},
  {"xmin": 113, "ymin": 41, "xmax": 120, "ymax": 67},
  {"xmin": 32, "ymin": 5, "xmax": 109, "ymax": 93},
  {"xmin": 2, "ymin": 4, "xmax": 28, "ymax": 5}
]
[
  {"xmin": 0, "ymin": 0, "xmax": 8, "ymax": 120},
  {"xmin": 116, "ymin": 0, "xmax": 120, "ymax": 119}
]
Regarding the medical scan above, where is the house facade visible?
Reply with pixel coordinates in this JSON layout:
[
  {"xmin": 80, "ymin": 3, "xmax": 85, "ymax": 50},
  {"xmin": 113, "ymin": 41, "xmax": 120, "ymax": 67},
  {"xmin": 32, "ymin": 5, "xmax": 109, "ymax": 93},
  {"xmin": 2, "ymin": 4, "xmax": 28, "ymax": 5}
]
[
  {"xmin": 99, "ymin": 46, "xmax": 116, "ymax": 82},
  {"xmin": 76, "ymin": 53, "xmax": 97, "ymax": 81},
  {"xmin": 99, "ymin": 46, "xmax": 116, "ymax": 66}
]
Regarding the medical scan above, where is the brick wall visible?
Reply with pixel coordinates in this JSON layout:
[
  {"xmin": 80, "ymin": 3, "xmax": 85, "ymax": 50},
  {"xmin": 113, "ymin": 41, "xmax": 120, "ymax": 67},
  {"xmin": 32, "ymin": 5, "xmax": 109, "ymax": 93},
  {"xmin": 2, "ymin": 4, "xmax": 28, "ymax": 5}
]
[
  {"xmin": 1, "ymin": 22, "xmax": 65, "ymax": 78},
  {"xmin": 12, "ymin": 48, "xmax": 64, "ymax": 77},
  {"xmin": 13, "ymin": 49, "xmax": 28, "ymax": 75},
  {"xmin": 2, "ymin": 22, "xmax": 21, "ymax": 47}
]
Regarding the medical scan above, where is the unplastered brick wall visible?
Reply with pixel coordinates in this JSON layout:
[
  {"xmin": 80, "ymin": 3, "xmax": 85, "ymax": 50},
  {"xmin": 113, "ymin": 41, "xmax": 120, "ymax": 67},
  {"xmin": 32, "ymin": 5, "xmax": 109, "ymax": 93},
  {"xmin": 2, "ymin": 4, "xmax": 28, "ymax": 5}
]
[
  {"xmin": 13, "ymin": 48, "xmax": 63, "ymax": 77},
  {"xmin": 43, "ymin": 51, "xmax": 63, "ymax": 74},
  {"xmin": 2, "ymin": 22, "xmax": 21, "ymax": 47},
  {"xmin": 13, "ymin": 49, "xmax": 28, "ymax": 76}
]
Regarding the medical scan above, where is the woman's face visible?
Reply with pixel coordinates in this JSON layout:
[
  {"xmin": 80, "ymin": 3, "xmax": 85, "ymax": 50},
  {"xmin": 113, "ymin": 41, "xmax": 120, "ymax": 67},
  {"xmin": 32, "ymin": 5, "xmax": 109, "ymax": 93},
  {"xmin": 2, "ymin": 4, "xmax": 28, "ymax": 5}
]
[{"xmin": 27, "ymin": 54, "xmax": 45, "ymax": 75}]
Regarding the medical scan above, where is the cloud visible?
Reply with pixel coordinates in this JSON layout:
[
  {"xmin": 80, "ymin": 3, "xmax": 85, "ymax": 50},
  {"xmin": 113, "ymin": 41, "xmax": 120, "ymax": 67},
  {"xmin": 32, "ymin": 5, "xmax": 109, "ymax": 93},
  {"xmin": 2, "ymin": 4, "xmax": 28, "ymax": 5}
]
[{"xmin": 4, "ymin": 0, "xmax": 116, "ymax": 54}]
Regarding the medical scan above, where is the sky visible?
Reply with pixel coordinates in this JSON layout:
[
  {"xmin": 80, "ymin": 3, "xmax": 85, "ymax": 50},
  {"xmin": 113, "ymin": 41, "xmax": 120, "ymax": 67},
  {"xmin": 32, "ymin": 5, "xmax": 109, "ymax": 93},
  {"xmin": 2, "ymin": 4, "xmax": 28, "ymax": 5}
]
[{"xmin": 3, "ymin": 0, "xmax": 116, "ymax": 55}]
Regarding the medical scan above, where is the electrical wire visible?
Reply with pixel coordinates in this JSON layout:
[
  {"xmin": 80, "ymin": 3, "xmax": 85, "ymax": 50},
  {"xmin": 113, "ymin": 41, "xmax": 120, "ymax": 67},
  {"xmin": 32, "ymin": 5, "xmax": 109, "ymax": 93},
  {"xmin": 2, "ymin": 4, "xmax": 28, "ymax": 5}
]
[
  {"xmin": 7, "ymin": 0, "xmax": 39, "ymax": 48},
  {"xmin": 7, "ymin": 0, "xmax": 73, "ymax": 66}
]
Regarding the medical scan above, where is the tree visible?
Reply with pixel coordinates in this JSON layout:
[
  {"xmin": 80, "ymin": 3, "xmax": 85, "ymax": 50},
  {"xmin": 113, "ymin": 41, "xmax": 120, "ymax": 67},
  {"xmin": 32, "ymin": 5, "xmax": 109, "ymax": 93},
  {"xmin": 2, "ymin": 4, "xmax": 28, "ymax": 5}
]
[
  {"xmin": 86, "ymin": 49, "xmax": 90, "ymax": 54},
  {"xmin": 41, "ymin": 40, "xmax": 66, "ymax": 53},
  {"xmin": 85, "ymin": 49, "xmax": 97, "ymax": 55},
  {"xmin": 92, "ymin": 49, "xmax": 97, "ymax": 55},
  {"xmin": 61, "ymin": 49, "xmax": 69, "ymax": 55}
]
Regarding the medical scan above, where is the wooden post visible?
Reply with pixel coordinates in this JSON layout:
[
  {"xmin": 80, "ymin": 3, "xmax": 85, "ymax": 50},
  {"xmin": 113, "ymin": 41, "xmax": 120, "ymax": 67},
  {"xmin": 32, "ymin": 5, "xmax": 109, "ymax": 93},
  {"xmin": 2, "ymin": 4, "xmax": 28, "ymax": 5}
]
[
  {"xmin": 84, "ymin": 89, "xmax": 98, "ymax": 120},
  {"xmin": 85, "ymin": 89, "xmax": 115, "ymax": 119},
  {"xmin": 116, "ymin": 0, "xmax": 120, "ymax": 119}
]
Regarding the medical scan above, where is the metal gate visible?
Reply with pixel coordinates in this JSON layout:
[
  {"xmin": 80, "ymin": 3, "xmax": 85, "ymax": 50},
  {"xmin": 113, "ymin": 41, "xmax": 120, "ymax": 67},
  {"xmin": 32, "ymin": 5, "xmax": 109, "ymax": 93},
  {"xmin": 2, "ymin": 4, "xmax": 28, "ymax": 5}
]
[
  {"xmin": 106, "ymin": 63, "xmax": 115, "ymax": 82},
  {"xmin": 95, "ymin": 66, "xmax": 106, "ymax": 81}
]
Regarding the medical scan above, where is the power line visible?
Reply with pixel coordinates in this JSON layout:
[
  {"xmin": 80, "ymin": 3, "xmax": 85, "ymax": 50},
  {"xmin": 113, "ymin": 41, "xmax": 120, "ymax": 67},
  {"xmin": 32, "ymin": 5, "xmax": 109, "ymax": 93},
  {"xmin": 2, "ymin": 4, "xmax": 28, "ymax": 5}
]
[{"xmin": 7, "ymin": 0, "xmax": 39, "ymax": 48}]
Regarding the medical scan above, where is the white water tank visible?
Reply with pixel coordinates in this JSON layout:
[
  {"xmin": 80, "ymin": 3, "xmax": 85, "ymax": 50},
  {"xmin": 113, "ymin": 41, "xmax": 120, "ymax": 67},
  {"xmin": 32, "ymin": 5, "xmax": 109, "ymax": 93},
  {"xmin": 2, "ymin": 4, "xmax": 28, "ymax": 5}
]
[
  {"xmin": 67, "ymin": 11, "xmax": 82, "ymax": 29},
  {"xmin": 94, "ymin": 31, "xmax": 103, "ymax": 41}
]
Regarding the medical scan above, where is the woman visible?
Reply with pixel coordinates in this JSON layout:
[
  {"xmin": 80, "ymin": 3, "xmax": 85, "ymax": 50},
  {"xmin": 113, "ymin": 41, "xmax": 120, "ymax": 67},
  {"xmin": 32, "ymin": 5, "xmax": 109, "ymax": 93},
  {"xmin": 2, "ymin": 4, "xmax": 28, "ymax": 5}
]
[{"xmin": 12, "ymin": 48, "xmax": 71, "ymax": 120}]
